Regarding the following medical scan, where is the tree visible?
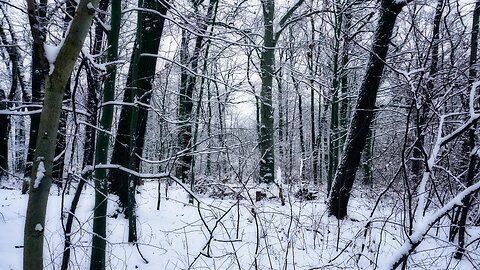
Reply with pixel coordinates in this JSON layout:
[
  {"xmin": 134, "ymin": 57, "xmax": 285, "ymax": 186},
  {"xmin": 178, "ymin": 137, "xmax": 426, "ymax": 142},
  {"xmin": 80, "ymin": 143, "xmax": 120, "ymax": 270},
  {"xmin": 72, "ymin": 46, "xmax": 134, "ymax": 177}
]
[
  {"xmin": 328, "ymin": 0, "xmax": 407, "ymax": 219},
  {"xmin": 259, "ymin": 0, "xmax": 305, "ymax": 184},
  {"xmin": 176, "ymin": 0, "xmax": 219, "ymax": 192},
  {"xmin": 89, "ymin": 0, "xmax": 121, "ymax": 268},
  {"xmin": 411, "ymin": 0, "xmax": 444, "ymax": 184},
  {"xmin": 50, "ymin": 0, "xmax": 77, "ymax": 190},
  {"xmin": 0, "ymin": 88, "xmax": 7, "ymax": 178},
  {"xmin": 0, "ymin": 12, "xmax": 28, "ymax": 178},
  {"xmin": 23, "ymin": 0, "xmax": 100, "ymax": 269},
  {"xmin": 327, "ymin": 1, "xmax": 342, "ymax": 192},
  {"xmin": 61, "ymin": 2, "xmax": 109, "ymax": 270},
  {"xmin": 108, "ymin": 0, "xmax": 169, "ymax": 212},
  {"xmin": 452, "ymin": 0, "xmax": 480, "ymax": 259},
  {"xmin": 24, "ymin": 0, "xmax": 47, "ymax": 189}
]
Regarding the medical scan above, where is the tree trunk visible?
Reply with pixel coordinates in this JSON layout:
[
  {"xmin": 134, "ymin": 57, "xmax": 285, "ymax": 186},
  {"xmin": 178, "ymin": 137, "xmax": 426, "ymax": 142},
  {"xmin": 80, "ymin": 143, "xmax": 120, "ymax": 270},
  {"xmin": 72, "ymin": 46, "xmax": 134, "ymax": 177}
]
[
  {"xmin": 454, "ymin": 0, "xmax": 480, "ymax": 259},
  {"xmin": 258, "ymin": 0, "xmax": 305, "ymax": 184},
  {"xmin": 259, "ymin": 0, "xmax": 276, "ymax": 184},
  {"xmin": 83, "ymin": 0, "xmax": 109, "ymax": 169},
  {"xmin": 23, "ymin": 0, "xmax": 100, "ymax": 269},
  {"xmin": 297, "ymin": 90, "xmax": 306, "ymax": 181},
  {"xmin": 108, "ymin": 0, "xmax": 169, "ymax": 210},
  {"xmin": 328, "ymin": 6, "xmax": 342, "ymax": 194},
  {"xmin": 339, "ymin": 7, "xmax": 352, "ymax": 151},
  {"xmin": 24, "ymin": 0, "xmax": 47, "ymax": 193},
  {"xmin": 411, "ymin": 0, "xmax": 443, "ymax": 184},
  {"xmin": 309, "ymin": 17, "xmax": 318, "ymax": 185},
  {"xmin": 88, "ymin": 0, "xmax": 120, "ymax": 268},
  {"xmin": 177, "ymin": 0, "xmax": 218, "ymax": 189},
  {"xmin": 63, "ymin": 0, "xmax": 108, "ymax": 264},
  {"xmin": 328, "ymin": 0, "xmax": 406, "ymax": 219},
  {"xmin": 362, "ymin": 126, "xmax": 374, "ymax": 185},
  {"xmin": 0, "ymin": 89, "xmax": 7, "ymax": 178},
  {"xmin": 52, "ymin": 0, "xmax": 77, "ymax": 190}
]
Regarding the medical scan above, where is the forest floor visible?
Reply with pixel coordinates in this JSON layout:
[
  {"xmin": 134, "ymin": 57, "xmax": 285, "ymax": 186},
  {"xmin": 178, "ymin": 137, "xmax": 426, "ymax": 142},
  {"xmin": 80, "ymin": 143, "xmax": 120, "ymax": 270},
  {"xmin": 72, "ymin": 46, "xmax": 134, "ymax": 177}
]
[{"xmin": 0, "ymin": 179, "xmax": 478, "ymax": 269}]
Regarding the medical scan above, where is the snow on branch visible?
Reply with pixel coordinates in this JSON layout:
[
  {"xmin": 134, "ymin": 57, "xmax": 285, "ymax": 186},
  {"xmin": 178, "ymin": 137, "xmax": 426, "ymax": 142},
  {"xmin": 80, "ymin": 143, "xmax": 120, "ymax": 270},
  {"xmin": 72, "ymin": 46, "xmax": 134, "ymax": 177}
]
[
  {"xmin": 384, "ymin": 180, "xmax": 480, "ymax": 269},
  {"xmin": 416, "ymin": 81, "xmax": 480, "ymax": 220},
  {"xmin": 386, "ymin": 81, "xmax": 480, "ymax": 269}
]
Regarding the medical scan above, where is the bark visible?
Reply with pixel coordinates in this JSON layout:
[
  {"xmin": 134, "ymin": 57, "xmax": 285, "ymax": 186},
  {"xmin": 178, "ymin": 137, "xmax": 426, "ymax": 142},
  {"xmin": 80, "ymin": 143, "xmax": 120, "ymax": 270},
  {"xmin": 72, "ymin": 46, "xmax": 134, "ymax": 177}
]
[
  {"xmin": 258, "ymin": 0, "xmax": 305, "ymax": 184},
  {"xmin": 87, "ymin": 0, "xmax": 120, "ymax": 267},
  {"xmin": 293, "ymin": 74, "xmax": 306, "ymax": 181},
  {"xmin": 23, "ymin": 0, "xmax": 100, "ymax": 269},
  {"xmin": 339, "ymin": 7, "xmax": 352, "ymax": 151},
  {"xmin": 276, "ymin": 65, "xmax": 285, "ymax": 169},
  {"xmin": 328, "ymin": 0, "xmax": 406, "ymax": 219},
  {"xmin": 297, "ymin": 90, "xmax": 306, "ymax": 181}
]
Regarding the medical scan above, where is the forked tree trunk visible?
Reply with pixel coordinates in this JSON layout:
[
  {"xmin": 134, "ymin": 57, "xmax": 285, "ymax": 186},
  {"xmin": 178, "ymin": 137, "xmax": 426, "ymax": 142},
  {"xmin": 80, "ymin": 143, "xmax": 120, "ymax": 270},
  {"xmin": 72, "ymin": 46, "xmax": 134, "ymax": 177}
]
[
  {"xmin": 328, "ymin": 0, "xmax": 406, "ymax": 219},
  {"xmin": 23, "ymin": 0, "xmax": 100, "ymax": 269},
  {"xmin": 257, "ymin": 0, "xmax": 306, "ymax": 184},
  {"xmin": 108, "ymin": 0, "xmax": 169, "ymax": 210}
]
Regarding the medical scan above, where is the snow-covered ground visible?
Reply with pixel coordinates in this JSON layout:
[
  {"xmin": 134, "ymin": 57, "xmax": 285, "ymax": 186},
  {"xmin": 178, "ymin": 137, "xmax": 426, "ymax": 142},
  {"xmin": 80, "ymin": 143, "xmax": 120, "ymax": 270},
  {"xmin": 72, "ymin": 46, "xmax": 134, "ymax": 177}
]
[{"xmin": 0, "ymin": 181, "xmax": 478, "ymax": 269}]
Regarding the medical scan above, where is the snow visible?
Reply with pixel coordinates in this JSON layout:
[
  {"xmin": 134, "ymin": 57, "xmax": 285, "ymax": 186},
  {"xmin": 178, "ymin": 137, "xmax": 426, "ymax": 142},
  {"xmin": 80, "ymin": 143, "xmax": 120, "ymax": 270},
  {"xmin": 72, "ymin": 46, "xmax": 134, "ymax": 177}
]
[
  {"xmin": 0, "ymin": 182, "xmax": 478, "ymax": 269},
  {"xmin": 33, "ymin": 161, "xmax": 45, "ymax": 189},
  {"xmin": 35, "ymin": 224, "xmax": 43, "ymax": 231},
  {"xmin": 276, "ymin": 167, "xmax": 282, "ymax": 183},
  {"xmin": 82, "ymin": 165, "xmax": 94, "ymax": 175},
  {"xmin": 82, "ymin": 48, "xmax": 107, "ymax": 72},
  {"xmin": 383, "ymin": 180, "xmax": 480, "ymax": 269},
  {"xmin": 44, "ymin": 43, "xmax": 62, "ymax": 75}
]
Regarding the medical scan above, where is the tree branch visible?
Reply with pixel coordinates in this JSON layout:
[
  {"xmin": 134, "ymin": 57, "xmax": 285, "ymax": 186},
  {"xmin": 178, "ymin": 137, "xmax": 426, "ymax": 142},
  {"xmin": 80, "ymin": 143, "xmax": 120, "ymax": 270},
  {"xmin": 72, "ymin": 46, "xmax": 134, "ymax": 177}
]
[{"xmin": 274, "ymin": 0, "xmax": 306, "ymax": 41}]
